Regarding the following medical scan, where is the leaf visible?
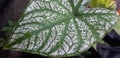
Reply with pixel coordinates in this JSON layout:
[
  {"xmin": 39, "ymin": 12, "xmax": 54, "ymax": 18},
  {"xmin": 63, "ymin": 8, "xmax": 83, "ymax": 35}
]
[
  {"xmin": 90, "ymin": 0, "xmax": 116, "ymax": 9},
  {"xmin": 8, "ymin": 20, "xmax": 15, "ymax": 26},
  {"xmin": 114, "ymin": 19, "xmax": 120, "ymax": 35},
  {"xmin": 1, "ymin": 27, "xmax": 11, "ymax": 31},
  {"xmin": 4, "ymin": 0, "xmax": 118, "ymax": 57},
  {"xmin": 1, "ymin": 20, "xmax": 15, "ymax": 31},
  {"xmin": 0, "ymin": 38, "xmax": 4, "ymax": 47}
]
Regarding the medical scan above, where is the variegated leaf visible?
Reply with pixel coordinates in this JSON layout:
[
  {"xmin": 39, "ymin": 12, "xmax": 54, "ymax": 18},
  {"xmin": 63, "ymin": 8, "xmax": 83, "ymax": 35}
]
[{"xmin": 4, "ymin": 0, "xmax": 118, "ymax": 57}]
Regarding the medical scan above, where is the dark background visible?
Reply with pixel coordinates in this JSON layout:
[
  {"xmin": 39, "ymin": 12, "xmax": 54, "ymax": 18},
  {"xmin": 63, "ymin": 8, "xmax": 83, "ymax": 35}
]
[{"xmin": 0, "ymin": 0, "xmax": 120, "ymax": 58}]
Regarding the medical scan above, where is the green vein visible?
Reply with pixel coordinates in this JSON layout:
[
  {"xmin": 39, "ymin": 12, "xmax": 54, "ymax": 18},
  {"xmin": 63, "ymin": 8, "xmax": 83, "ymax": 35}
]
[
  {"xmin": 37, "ymin": 29, "xmax": 52, "ymax": 51},
  {"xmin": 47, "ymin": 20, "xmax": 69, "ymax": 54},
  {"xmin": 73, "ymin": 18, "xmax": 84, "ymax": 53},
  {"xmin": 79, "ymin": 15, "xmax": 99, "ymax": 39}
]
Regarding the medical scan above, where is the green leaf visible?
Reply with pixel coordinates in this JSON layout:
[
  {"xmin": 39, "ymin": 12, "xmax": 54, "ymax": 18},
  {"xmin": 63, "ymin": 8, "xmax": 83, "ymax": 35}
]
[
  {"xmin": 1, "ymin": 27, "xmax": 11, "ymax": 31},
  {"xmin": 4, "ymin": 0, "xmax": 118, "ymax": 57},
  {"xmin": 8, "ymin": 20, "xmax": 15, "ymax": 26},
  {"xmin": 0, "ymin": 38, "xmax": 4, "ymax": 47},
  {"xmin": 90, "ymin": 0, "xmax": 116, "ymax": 9},
  {"xmin": 114, "ymin": 18, "xmax": 120, "ymax": 35}
]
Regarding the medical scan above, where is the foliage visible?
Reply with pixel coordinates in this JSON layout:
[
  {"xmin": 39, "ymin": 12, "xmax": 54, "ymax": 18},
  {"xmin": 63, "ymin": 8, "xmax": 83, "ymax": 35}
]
[
  {"xmin": 2, "ymin": 0, "xmax": 118, "ymax": 57},
  {"xmin": 114, "ymin": 19, "xmax": 120, "ymax": 35},
  {"xmin": 90, "ymin": 0, "xmax": 116, "ymax": 9}
]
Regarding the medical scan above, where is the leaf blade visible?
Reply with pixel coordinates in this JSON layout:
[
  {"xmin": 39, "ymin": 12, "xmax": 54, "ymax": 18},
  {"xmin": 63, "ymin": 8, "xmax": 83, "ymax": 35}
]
[{"xmin": 5, "ymin": 0, "xmax": 118, "ymax": 57}]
